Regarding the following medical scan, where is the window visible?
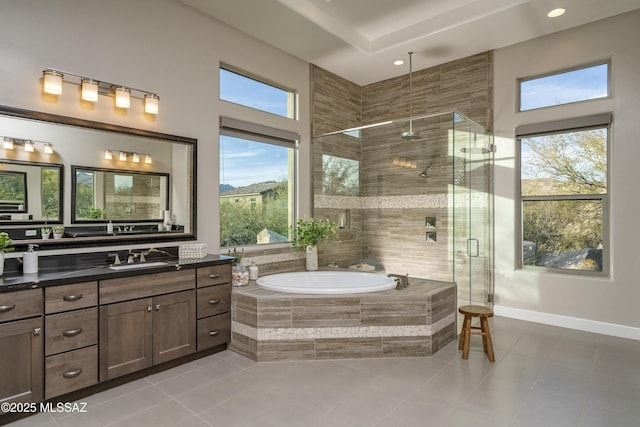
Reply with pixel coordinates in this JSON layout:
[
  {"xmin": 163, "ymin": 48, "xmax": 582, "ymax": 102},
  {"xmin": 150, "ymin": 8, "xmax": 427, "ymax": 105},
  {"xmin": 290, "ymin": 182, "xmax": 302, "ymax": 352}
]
[
  {"xmin": 219, "ymin": 117, "xmax": 298, "ymax": 247},
  {"xmin": 519, "ymin": 62, "xmax": 609, "ymax": 111},
  {"xmin": 219, "ymin": 65, "xmax": 297, "ymax": 119},
  {"xmin": 518, "ymin": 114, "xmax": 610, "ymax": 273}
]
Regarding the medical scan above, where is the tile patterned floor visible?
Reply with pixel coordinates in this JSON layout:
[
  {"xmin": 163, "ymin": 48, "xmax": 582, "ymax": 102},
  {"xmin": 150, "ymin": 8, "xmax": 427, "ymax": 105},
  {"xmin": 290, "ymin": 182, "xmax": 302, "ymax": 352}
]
[{"xmin": 6, "ymin": 316, "xmax": 640, "ymax": 426}]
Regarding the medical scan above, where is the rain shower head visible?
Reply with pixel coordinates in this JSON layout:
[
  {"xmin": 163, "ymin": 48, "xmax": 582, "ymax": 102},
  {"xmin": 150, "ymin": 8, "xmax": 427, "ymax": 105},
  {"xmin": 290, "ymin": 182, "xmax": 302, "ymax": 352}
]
[{"xmin": 402, "ymin": 51, "xmax": 422, "ymax": 141}]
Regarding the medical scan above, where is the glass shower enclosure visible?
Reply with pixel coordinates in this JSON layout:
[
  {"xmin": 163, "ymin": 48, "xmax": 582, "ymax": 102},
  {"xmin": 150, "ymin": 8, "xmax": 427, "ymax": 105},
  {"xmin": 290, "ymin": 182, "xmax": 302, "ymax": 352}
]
[{"xmin": 313, "ymin": 111, "xmax": 493, "ymax": 308}]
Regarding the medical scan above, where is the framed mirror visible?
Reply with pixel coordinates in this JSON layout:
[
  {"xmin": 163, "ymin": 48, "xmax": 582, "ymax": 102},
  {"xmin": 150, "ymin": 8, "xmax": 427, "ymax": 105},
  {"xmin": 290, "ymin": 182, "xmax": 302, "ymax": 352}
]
[
  {"xmin": 72, "ymin": 166, "xmax": 170, "ymax": 223},
  {"xmin": 0, "ymin": 160, "xmax": 63, "ymax": 223},
  {"xmin": 0, "ymin": 105, "xmax": 196, "ymax": 249}
]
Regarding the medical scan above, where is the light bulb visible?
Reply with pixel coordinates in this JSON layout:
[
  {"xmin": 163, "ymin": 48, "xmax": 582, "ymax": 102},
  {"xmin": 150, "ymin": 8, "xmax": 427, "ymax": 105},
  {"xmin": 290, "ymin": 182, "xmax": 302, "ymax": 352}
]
[
  {"xmin": 44, "ymin": 143, "xmax": 53, "ymax": 154},
  {"xmin": 81, "ymin": 78, "xmax": 99, "ymax": 102},
  {"xmin": 144, "ymin": 154, "xmax": 152, "ymax": 164},
  {"xmin": 114, "ymin": 87, "xmax": 131, "ymax": 108},
  {"xmin": 132, "ymin": 153, "xmax": 140, "ymax": 163},
  {"xmin": 43, "ymin": 70, "xmax": 63, "ymax": 95},
  {"xmin": 24, "ymin": 140, "xmax": 35, "ymax": 152},
  {"xmin": 3, "ymin": 138, "xmax": 14, "ymax": 150},
  {"xmin": 144, "ymin": 94, "xmax": 159, "ymax": 114},
  {"xmin": 104, "ymin": 150, "xmax": 113, "ymax": 160},
  {"xmin": 119, "ymin": 151, "xmax": 127, "ymax": 161}
]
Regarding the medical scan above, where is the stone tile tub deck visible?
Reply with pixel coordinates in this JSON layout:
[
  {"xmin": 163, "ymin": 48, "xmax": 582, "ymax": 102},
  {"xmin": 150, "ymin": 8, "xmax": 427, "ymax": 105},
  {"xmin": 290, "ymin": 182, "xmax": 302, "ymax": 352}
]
[{"xmin": 230, "ymin": 277, "xmax": 456, "ymax": 361}]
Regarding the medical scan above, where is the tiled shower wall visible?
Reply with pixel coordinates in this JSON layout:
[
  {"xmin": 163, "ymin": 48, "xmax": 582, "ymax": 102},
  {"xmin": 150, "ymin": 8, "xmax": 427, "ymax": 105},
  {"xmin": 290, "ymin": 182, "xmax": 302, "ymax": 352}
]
[{"xmin": 311, "ymin": 52, "xmax": 493, "ymax": 280}]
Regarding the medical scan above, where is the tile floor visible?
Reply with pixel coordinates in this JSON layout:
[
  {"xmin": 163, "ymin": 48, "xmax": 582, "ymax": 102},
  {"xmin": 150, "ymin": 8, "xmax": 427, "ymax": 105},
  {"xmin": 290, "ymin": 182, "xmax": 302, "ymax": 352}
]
[{"xmin": 6, "ymin": 316, "xmax": 640, "ymax": 427}]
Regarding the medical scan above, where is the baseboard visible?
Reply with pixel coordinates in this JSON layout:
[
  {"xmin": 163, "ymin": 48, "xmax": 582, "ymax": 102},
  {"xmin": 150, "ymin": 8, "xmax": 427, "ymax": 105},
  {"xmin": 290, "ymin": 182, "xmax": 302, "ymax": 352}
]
[{"xmin": 494, "ymin": 305, "xmax": 640, "ymax": 341}]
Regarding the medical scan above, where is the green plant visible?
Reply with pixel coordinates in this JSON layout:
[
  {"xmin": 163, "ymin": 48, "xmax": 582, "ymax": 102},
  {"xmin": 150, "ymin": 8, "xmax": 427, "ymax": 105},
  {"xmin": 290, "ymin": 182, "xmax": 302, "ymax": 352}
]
[
  {"xmin": 227, "ymin": 248, "xmax": 244, "ymax": 266},
  {"xmin": 0, "ymin": 232, "xmax": 14, "ymax": 253},
  {"xmin": 81, "ymin": 206, "xmax": 105, "ymax": 219},
  {"xmin": 291, "ymin": 218, "xmax": 337, "ymax": 249},
  {"xmin": 41, "ymin": 227, "xmax": 52, "ymax": 237},
  {"xmin": 52, "ymin": 225, "xmax": 65, "ymax": 234}
]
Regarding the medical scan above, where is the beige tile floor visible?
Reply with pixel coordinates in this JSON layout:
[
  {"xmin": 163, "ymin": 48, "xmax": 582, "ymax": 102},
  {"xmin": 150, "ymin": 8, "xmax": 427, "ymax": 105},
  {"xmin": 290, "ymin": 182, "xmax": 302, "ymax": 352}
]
[{"xmin": 6, "ymin": 316, "xmax": 640, "ymax": 426}]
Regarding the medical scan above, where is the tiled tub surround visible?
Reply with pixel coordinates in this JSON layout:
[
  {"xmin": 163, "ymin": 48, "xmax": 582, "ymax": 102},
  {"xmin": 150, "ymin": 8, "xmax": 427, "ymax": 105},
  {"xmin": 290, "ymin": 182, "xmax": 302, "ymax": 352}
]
[{"xmin": 230, "ymin": 278, "xmax": 456, "ymax": 361}]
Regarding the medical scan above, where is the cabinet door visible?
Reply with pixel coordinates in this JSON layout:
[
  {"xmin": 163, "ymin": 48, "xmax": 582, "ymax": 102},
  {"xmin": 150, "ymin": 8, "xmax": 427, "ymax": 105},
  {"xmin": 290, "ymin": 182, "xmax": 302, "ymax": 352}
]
[
  {"xmin": 0, "ymin": 317, "xmax": 43, "ymax": 410},
  {"xmin": 99, "ymin": 298, "xmax": 152, "ymax": 381},
  {"xmin": 153, "ymin": 290, "xmax": 196, "ymax": 365}
]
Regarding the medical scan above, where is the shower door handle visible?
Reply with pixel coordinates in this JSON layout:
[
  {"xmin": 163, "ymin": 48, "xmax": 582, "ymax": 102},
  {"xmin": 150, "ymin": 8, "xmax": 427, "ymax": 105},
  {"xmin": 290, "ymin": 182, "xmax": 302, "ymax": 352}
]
[{"xmin": 467, "ymin": 238, "xmax": 479, "ymax": 258}]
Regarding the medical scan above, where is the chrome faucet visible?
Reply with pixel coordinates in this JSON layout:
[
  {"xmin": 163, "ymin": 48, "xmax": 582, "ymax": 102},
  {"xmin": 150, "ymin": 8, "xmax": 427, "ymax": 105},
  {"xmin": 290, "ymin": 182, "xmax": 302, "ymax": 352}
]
[{"xmin": 127, "ymin": 250, "xmax": 146, "ymax": 264}]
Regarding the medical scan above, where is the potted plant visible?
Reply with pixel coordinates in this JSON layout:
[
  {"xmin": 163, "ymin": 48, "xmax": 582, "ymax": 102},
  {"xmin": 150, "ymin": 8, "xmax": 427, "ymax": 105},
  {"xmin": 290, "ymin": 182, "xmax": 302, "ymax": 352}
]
[
  {"xmin": 52, "ymin": 225, "xmax": 65, "ymax": 239},
  {"xmin": 41, "ymin": 227, "xmax": 52, "ymax": 240},
  {"xmin": 0, "ymin": 231, "xmax": 15, "ymax": 277},
  {"xmin": 228, "ymin": 248, "xmax": 248, "ymax": 286},
  {"xmin": 291, "ymin": 218, "xmax": 337, "ymax": 270}
]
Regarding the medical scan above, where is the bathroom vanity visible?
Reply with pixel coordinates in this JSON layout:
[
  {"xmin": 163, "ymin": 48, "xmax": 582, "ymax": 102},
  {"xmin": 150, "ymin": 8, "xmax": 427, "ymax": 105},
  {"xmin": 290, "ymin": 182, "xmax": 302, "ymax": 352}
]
[{"xmin": 0, "ymin": 253, "xmax": 232, "ymax": 422}]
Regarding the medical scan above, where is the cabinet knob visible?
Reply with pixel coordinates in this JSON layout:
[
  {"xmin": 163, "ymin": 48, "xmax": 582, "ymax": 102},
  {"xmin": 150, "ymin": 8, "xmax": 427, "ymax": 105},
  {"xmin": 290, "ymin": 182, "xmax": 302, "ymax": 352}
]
[
  {"xmin": 62, "ymin": 328, "xmax": 83, "ymax": 337},
  {"xmin": 155, "ymin": 304, "xmax": 161, "ymax": 311},
  {"xmin": 33, "ymin": 328, "xmax": 42, "ymax": 336},
  {"xmin": 62, "ymin": 294, "xmax": 83, "ymax": 302},
  {"xmin": 208, "ymin": 299, "xmax": 221, "ymax": 305},
  {"xmin": 208, "ymin": 274, "xmax": 221, "ymax": 279},
  {"xmin": 0, "ymin": 304, "xmax": 16, "ymax": 313},
  {"xmin": 147, "ymin": 306, "xmax": 152, "ymax": 312},
  {"xmin": 208, "ymin": 330, "xmax": 221, "ymax": 337},
  {"xmin": 62, "ymin": 369, "xmax": 83, "ymax": 379}
]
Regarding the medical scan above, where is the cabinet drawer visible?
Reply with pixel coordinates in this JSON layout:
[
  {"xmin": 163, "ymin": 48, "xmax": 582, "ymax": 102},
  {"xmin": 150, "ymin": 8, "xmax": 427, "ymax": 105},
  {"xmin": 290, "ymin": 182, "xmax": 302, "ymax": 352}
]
[
  {"xmin": 196, "ymin": 284, "xmax": 231, "ymax": 319},
  {"xmin": 0, "ymin": 288, "xmax": 42, "ymax": 323},
  {"xmin": 197, "ymin": 312, "xmax": 231, "ymax": 351},
  {"xmin": 45, "ymin": 307, "xmax": 98, "ymax": 356},
  {"xmin": 197, "ymin": 264, "xmax": 231, "ymax": 288},
  {"xmin": 100, "ymin": 269, "xmax": 195, "ymax": 304},
  {"xmin": 45, "ymin": 281, "xmax": 97, "ymax": 314},
  {"xmin": 45, "ymin": 345, "xmax": 97, "ymax": 399}
]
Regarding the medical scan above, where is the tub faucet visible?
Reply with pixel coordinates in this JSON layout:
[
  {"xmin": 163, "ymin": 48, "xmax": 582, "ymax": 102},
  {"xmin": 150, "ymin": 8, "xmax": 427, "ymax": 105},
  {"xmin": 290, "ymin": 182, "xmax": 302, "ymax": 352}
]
[{"xmin": 389, "ymin": 273, "xmax": 409, "ymax": 290}]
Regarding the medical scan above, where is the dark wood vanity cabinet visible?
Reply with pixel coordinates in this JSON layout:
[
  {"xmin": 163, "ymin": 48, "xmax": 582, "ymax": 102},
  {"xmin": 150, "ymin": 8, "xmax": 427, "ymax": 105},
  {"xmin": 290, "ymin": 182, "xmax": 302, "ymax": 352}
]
[
  {"xmin": 99, "ymin": 270, "xmax": 197, "ymax": 381},
  {"xmin": 44, "ymin": 281, "xmax": 98, "ymax": 399},
  {"xmin": 0, "ymin": 289, "xmax": 43, "ymax": 410},
  {"xmin": 196, "ymin": 264, "xmax": 232, "ymax": 351}
]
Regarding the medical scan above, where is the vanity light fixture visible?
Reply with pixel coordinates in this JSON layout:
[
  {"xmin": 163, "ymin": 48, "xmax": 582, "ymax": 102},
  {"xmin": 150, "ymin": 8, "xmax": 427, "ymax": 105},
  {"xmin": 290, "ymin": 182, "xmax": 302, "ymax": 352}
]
[
  {"xmin": 23, "ymin": 140, "xmax": 35, "ymax": 152},
  {"xmin": 41, "ymin": 67, "xmax": 159, "ymax": 115},
  {"xmin": 132, "ymin": 153, "xmax": 140, "ymax": 163},
  {"xmin": 104, "ymin": 149, "xmax": 151, "ymax": 164},
  {"xmin": 144, "ymin": 154, "xmax": 152, "ymax": 164},
  {"xmin": 119, "ymin": 151, "xmax": 127, "ymax": 161},
  {"xmin": 43, "ymin": 143, "xmax": 54, "ymax": 154},
  {"xmin": 104, "ymin": 149, "xmax": 113, "ymax": 160},
  {"xmin": 3, "ymin": 137, "xmax": 14, "ymax": 150}
]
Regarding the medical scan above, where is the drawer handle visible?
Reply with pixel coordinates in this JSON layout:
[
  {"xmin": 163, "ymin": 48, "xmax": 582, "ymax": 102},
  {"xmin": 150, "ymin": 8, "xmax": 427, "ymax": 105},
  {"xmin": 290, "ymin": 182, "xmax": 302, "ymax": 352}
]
[
  {"xmin": 63, "ymin": 294, "xmax": 83, "ymax": 302},
  {"xmin": 208, "ymin": 299, "xmax": 221, "ymax": 305},
  {"xmin": 208, "ymin": 274, "xmax": 221, "ymax": 279},
  {"xmin": 62, "ymin": 328, "xmax": 83, "ymax": 337},
  {"xmin": 209, "ymin": 330, "xmax": 221, "ymax": 337},
  {"xmin": 62, "ymin": 369, "xmax": 83, "ymax": 379},
  {"xmin": 0, "ymin": 304, "xmax": 16, "ymax": 313}
]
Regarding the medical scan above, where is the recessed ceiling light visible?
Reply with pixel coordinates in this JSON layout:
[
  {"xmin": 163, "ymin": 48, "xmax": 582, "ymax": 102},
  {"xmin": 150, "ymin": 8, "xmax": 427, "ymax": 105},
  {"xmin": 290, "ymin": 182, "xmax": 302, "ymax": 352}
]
[
  {"xmin": 393, "ymin": 59, "xmax": 405, "ymax": 66},
  {"xmin": 547, "ymin": 8, "xmax": 566, "ymax": 18}
]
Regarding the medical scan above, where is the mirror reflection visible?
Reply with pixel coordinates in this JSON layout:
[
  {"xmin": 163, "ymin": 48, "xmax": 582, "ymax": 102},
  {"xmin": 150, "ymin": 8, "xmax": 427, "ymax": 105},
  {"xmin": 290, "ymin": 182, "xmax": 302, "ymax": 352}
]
[
  {"xmin": 0, "ymin": 160, "xmax": 62, "ymax": 223},
  {"xmin": 0, "ymin": 105, "xmax": 196, "ymax": 247},
  {"xmin": 72, "ymin": 166, "xmax": 169, "ymax": 222}
]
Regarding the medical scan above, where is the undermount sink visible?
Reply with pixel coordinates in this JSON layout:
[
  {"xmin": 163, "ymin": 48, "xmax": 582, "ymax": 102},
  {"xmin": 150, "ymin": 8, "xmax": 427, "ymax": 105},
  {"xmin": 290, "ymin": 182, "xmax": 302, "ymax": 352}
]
[{"xmin": 109, "ymin": 261, "xmax": 169, "ymax": 271}]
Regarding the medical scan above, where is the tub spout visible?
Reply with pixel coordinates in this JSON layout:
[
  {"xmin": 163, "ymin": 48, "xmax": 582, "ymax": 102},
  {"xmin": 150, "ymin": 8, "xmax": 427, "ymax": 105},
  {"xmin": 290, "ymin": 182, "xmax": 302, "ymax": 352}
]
[{"xmin": 389, "ymin": 273, "xmax": 409, "ymax": 290}]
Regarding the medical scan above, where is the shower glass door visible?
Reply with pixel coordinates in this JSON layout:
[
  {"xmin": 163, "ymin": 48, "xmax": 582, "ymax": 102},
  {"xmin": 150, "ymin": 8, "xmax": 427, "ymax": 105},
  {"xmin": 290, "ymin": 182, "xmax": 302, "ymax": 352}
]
[{"xmin": 451, "ymin": 113, "xmax": 493, "ymax": 308}]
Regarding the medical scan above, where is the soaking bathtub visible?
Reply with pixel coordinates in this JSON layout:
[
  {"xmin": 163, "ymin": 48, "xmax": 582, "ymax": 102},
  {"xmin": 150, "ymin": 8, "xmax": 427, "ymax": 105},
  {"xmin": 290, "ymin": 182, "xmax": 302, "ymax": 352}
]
[{"xmin": 255, "ymin": 271, "xmax": 397, "ymax": 294}]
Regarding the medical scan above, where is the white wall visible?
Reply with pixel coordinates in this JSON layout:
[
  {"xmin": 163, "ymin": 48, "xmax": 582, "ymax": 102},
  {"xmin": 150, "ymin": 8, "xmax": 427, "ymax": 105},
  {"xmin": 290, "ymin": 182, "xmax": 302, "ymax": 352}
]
[
  {"xmin": 0, "ymin": 0, "xmax": 312, "ymax": 253},
  {"xmin": 493, "ymin": 10, "xmax": 640, "ymax": 336}
]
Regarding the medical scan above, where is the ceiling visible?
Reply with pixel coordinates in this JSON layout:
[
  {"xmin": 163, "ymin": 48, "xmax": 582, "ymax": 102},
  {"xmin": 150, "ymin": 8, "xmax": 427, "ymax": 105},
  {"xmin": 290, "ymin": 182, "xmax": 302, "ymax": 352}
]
[{"xmin": 178, "ymin": 0, "xmax": 640, "ymax": 85}]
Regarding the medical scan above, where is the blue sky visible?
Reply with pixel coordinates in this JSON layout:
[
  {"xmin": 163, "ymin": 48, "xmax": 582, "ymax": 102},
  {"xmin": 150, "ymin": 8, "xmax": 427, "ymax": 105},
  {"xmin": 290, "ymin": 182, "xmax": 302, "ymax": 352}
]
[
  {"xmin": 520, "ymin": 63, "xmax": 608, "ymax": 111},
  {"xmin": 220, "ymin": 136, "xmax": 289, "ymax": 188}
]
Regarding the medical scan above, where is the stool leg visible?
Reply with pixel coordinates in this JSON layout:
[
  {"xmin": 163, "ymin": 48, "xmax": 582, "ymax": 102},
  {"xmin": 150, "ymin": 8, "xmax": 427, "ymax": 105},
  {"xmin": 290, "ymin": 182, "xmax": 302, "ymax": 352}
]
[
  {"xmin": 462, "ymin": 316, "xmax": 472, "ymax": 359},
  {"xmin": 458, "ymin": 315, "xmax": 468, "ymax": 350},
  {"xmin": 480, "ymin": 316, "xmax": 489, "ymax": 353},
  {"xmin": 480, "ymin": 316, "xmax": 495, "ymax": 362}
]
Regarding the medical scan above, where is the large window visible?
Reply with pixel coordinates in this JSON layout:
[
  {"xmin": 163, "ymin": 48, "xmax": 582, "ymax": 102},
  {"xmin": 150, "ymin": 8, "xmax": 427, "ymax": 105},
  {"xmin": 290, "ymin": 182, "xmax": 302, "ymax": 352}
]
[
  {"xmin": 219, "ymin": 117, "xmax": 297, "ymax": 247},
  {"xmin": 519, "ymin": 62, "xmax": 609, "ymax": 111},
  {"xmin": 518, "ymin": 115, "xmax": 610, "ymax": 273},
  {"xmin": 219, "ymin": 65, "xmax": 297, "ymax": 119}
]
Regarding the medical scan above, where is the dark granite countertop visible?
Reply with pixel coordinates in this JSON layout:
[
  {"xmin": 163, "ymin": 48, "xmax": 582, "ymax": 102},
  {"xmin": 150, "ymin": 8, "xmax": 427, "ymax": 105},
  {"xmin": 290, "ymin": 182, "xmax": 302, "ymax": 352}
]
[{"xmin": 0, "ymin": 251, "xmax": 233, "ymax": 293}]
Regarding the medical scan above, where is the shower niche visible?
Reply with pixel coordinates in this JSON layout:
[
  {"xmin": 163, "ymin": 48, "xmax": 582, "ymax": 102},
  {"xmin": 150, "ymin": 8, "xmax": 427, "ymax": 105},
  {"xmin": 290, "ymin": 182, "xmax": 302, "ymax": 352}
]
[{"xmin": 313, "ymin": 111, "xmax": 494, "ymax": 308}]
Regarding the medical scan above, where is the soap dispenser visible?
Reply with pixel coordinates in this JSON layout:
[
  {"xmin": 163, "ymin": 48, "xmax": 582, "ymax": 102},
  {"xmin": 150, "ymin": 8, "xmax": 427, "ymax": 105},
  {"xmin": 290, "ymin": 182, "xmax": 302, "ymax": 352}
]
[
  {"xmin": 107, "ymin": 220, "xmax": 113, "ymax": 234},
  {"xmin": 23, "ymin": 244, "xmax": 39, "ymax": 274}
]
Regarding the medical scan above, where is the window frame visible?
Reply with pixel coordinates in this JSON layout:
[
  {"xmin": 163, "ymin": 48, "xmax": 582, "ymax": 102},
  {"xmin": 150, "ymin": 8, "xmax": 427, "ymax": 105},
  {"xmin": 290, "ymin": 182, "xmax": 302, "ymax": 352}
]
[
  {"xmin": 517, "ymin": 60, "xmax": 610, "ymax": 112},
  {"xmin": 516, "ymin": 114, "xmax": 611, "ymax": 276},
  {"xmin": 219, "ymin": 63, "xmax": 298, "ymax": 120},
  {"xmin": 219, "ymin": 117, "xmax": 299, "ymax": 249}
]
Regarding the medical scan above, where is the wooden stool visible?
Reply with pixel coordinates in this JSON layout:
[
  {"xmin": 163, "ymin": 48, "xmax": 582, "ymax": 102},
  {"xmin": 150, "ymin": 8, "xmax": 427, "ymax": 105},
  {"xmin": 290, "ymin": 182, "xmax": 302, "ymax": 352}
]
[{"xmin": 458, "ymin": 305, "xmax": 495, "ymax": 362}]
